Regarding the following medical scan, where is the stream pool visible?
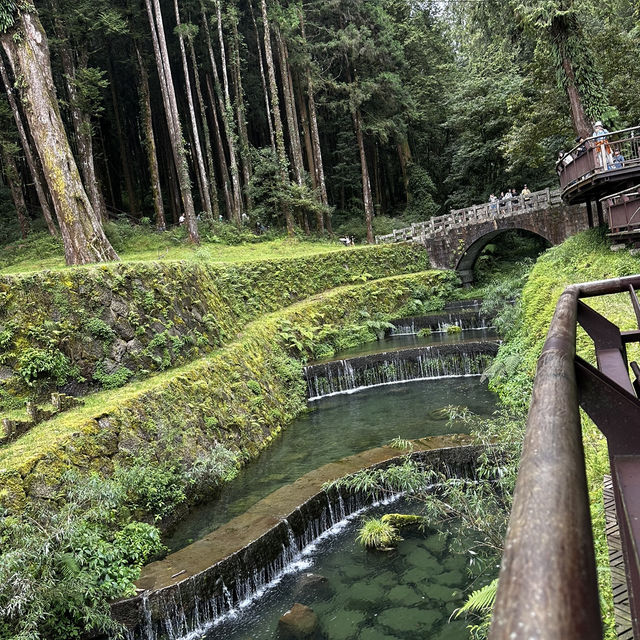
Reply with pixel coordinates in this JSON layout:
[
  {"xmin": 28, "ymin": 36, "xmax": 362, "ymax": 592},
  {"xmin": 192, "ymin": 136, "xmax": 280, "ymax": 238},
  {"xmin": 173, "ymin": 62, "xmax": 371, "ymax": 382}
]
[
  {"xmin": 166, "ymin": 376, "xmax": 495, "ymax": 552},
  {"xmin": 206, "ymin": 499, "xmax": 489, "ymax": 640}
]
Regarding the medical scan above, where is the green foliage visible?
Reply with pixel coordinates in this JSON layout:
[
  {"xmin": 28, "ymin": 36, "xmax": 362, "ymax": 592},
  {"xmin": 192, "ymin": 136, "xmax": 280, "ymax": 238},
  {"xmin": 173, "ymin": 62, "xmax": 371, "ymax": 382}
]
[
  {"xmin": 73, "ymin": 67, "xmax": 108, "ymax": 117},
  {"xmin": 0, "ymin": 471, "xmax": 165, "ymax": 640},
  {"xmin": 199, "ymin": 219, "xmax": 278, "ymax": 246},
  {"xmin": 454, "ymin": 578, "xmax": 498, "ymax": 638},
  {"xmin": 115, "ymin": 461, "xmax": 186, "ymax": 520},
  {"xmin": 356, "ymin": 517, "xmax": 400, "ymax": 549},
  {"xmin": 92, "ymin": 362, "xmax": 133, "ymax": 389},
  {"xmin": 327, "ymin": 459, "xmax": 432, "ymax": 496},
  {"xmin": 84, "ymin": 317, "xmax": 115, "ymax": 342},
  {"xmin": 247, "ymin": 147, "xmax": 332, "ymax": 229},
  {"xmin": 388, "ymin": 436, "xmax": 414, "ymax": 451},
  {"xmin": 404, "ymin": 164, "xmax": 439, "ymax": 221},
  {"xmin": 0, "ymin": 0, "xmax": 33, "ymax": 34},
  {"xmin": 17, "ymin": 347, "xmax": 73, "ymax": 386},
  {"xmin": 446, "ymin": 325, "xmax": 462, "ymax": 334},
  {"xmin": 185, "ymin": 447, "xmax": 239, "ymax": 490},
  {"xmin": 0, "ymin": 232, "xmax": 63, "ymax": 270},
  {"xmin": 417, "ymin": 327, "xmax": 432, "ymax": 337}
]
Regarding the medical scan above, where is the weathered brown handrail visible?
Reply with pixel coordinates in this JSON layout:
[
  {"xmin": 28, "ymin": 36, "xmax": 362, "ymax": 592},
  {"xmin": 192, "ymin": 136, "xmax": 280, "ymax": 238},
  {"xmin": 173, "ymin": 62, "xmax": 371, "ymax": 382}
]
[
  {"xmin": 558, "ymin": 125, "xmax": 640, "ymax": 193},
  {"xmin": 601, "ymin": 184, "xmax": 640, "ymax": 233},
  {"xmin": 491, "ymin": 274, "xmax": 640, "ymax": 640}
]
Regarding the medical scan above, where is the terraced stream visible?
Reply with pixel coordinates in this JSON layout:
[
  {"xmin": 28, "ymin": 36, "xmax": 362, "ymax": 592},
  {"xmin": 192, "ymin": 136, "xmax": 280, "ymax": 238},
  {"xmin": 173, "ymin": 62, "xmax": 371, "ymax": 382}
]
[
  {"xmin": 123, "ymin": 318, "xmax": 498, "ymax": 639},
  {"xmin": 166, "ymin": 329, "xmax": 497, "ymax": 552}
]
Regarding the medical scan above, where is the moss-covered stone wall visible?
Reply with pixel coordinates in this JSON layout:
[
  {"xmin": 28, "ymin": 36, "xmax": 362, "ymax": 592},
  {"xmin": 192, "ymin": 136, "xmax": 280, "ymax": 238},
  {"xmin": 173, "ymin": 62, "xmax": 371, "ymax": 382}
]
[
  {"xmin": 0, "ymin": 245, "xmax": 430, "ymax": 413},
  {"xmin": 0, "ymin": 271, "xmax": 455, "ymax": 515}
]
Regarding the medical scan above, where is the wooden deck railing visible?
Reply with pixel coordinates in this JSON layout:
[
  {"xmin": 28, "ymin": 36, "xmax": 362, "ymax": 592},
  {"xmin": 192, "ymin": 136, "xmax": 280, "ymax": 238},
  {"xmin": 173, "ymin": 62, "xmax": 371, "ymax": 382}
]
[
  {"xmin": 375, "ymin": 187, "xmax": 561, "ymax": 245},
  {"xmin": 490, "ymin": 275, "xmax": 640, "ymax": 640},
  {"xmin": 558, "ymin": 125, "xmax": 640, "ymax": 193},
  {"xmin": 602, "ymin": 184, "xmax": 640, "ymax": 234}
]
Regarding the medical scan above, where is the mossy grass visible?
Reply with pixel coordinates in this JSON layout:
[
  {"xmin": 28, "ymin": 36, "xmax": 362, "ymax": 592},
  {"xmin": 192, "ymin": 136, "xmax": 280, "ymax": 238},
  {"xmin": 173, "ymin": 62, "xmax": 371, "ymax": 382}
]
[
  {"xmin": 0, "ymin": 244, "xmax": 434, "ymax": 412},
  {"xmin": 1, "ymin": 229, "xmax": 347, "ymax": 276},
  {"xmin": 0, "ymin": 269, "xmax": 455, "ymax": 511},
  {"xmin": 356, "ymin": 517, "xmax": 400, "ymax": 549}
]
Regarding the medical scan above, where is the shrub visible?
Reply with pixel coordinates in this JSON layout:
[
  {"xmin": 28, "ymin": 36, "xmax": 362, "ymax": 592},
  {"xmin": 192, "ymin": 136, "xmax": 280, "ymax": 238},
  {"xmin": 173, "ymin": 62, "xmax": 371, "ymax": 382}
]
[
  {"xmin": 17, "ymin": 347, "xmax": 73, "ymax": 386},
  {"xmin": 0, "ymin": 472, "xmax": 166, "ymax": 640},
  {"xmin": 84, "ymin": 318, "xmax": 116, "ymax": 343},
  {"xmin": 92, "ymin": 362, "xmax": 133, "ymax": 389}
]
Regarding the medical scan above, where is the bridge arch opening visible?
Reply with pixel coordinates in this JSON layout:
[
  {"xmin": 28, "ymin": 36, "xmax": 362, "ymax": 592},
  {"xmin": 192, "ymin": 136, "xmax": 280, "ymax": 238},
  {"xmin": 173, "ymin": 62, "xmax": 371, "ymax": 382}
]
[{"xmin": 456, "ymin": 229, "xmax": 551, "ymax": 285}]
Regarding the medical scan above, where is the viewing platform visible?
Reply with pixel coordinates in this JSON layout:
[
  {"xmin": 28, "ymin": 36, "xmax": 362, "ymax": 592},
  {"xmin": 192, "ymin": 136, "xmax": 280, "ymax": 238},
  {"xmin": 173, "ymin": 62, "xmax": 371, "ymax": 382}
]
[
  {"xmin": 558, "ymin": 126, "xmax": 640, "ymax": 207},
  {"xmin": 601, "ymin": 184, "xmax": 640, "ymax": 237}
]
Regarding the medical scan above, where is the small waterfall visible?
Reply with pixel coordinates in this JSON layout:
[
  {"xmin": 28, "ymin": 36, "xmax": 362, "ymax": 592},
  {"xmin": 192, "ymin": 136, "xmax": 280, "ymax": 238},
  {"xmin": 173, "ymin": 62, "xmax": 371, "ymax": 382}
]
[
  {"xmin": 111, "ymin": 446, "xmax": 485, "ymax": 640},
  {"xmin": 390, "ymin": 309, "xmax": 491, "ymax": 336},
  {"xmin": 304, "ymin": 342, "xmax": 498, "ymax": 400}
]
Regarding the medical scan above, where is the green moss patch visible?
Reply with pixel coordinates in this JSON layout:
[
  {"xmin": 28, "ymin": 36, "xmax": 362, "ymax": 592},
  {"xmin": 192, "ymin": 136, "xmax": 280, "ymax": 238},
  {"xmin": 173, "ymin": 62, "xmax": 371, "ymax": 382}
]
[
  {"xmin": 0, "ymin": 270, "xmax": 454, "ymax": 513},
  {"xmin": 0, "ymin": 244, "xmax": 431, "ymax": 412}
]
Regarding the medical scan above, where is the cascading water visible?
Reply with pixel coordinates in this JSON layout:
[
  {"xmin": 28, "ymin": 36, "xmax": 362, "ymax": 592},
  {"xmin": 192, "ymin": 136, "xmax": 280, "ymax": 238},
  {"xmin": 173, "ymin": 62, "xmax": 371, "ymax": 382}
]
[
  {"xmin": 304, "ymin": 342, "xmax": 498, "ymax": 400},
  {"xmin": 111, "ymin": 323, "xmax": 499, "ymax": 640},
  {"xmin": 389, "ymin": 302, "xmax": 491, "ymax": 336},
  {"xmin": 112, "ymin": 448, "xmax": 484, "ymax": 640}
]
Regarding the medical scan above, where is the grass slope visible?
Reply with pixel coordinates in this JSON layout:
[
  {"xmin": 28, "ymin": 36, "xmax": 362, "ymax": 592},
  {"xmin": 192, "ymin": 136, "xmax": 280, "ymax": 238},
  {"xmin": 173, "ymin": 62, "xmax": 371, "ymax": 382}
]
[{"xmin": 0, "ymin": 225, "xmax": 345, "ymax": 275}]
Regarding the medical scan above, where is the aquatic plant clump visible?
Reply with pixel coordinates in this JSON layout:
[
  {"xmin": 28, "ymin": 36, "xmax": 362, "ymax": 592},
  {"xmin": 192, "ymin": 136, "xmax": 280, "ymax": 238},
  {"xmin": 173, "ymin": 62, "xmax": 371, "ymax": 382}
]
[{"xmin": 357, "ymin": 517, "xmax": 400, "ymax": 549}]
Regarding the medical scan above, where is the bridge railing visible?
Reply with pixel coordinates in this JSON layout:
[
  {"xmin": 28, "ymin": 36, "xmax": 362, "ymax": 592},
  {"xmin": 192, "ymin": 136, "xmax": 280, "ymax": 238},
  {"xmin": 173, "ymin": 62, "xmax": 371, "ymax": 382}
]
[
  {"xmin": 375, "ymin": 187, "xmax": 561, "ymax": 244},
  {"xmin": 558, "ymin": 125, "xmax": 640, "ymax": 193},
  {"xmin": 601, "ymin": 184, "xmax": 640, "ymax": 234},
  {"xmin": 490, "ymin": 275, "xmax": 640, "ymax": 640}
]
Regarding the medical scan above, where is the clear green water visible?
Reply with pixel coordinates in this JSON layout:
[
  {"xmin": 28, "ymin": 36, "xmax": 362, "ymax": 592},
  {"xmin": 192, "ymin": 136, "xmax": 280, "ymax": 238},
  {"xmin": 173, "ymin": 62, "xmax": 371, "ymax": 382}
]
[
  {"xmin": 166, "ymin": 377, "xmax": 495, "ymax": 551},
  {"xmin": 206, "ymin": 500, "xmax": 487, "ymax": 640}
]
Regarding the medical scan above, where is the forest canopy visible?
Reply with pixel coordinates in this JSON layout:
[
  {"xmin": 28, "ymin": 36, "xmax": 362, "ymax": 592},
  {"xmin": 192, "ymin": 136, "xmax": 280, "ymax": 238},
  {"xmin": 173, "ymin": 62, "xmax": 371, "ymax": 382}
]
[{"xmin": 0, "ymin": 0, "xmax": 636, "ymax": 260}]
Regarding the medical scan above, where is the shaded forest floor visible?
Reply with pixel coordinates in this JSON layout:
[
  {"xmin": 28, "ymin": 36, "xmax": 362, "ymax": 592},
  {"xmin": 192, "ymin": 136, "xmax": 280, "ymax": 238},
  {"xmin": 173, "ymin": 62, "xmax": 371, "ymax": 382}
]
[{"xmin": 0, "ymin": 221, "xmax": 345, "ymax": 275}]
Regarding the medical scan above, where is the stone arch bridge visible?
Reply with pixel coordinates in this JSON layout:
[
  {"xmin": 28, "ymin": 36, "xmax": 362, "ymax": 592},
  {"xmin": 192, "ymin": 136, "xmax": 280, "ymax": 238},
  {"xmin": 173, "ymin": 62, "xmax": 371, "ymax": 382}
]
[{"xmin": 376, "ymin": 188, "xmax": 590, "ymax": 285}]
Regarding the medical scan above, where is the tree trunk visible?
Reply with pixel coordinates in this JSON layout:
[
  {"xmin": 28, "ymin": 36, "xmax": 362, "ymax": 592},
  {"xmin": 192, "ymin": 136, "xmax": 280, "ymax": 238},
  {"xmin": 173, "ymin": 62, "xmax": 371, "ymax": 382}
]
[
  {"xmin": 145, "ymin": 0, "xmax": 199, "ymax": 242},
  {"xmin": 559, "ymin": 52, "xmax": 591, "ymax": 139},
  {"xmin": 136, "ymin": 45, "xmax": 166, "ymax": 231},
  {"xmin": 297, "ymin": 79, "xmax": 316, "ymax": 188},
  {"xmin": 174, "ymin": 0, "xmax": 213, "ymax": 219},
  {"xmin": 374, "ymin": 142, "xmax": 382, "ymax": 209},
  {"xmin": 550, "ymin": 19, "xmax": 592, "ymax": 139},
  {"xmin": 187, "ymin": 39, "xmax": 219, "ymax": 221},
  {"xmin": 260, "ymin": 0, "xmax": 294, "ymax": 235},
  {"xmin": 206, "ymin": 73, "xmax": 234, "ymax": 219},
  {"xmin": 107, "ymin": 58, "xmax": 139, "ymax": 217},
  {"xmin": 56, "ymin": 34, "xmax": 109, "ymax": 224},
  {"xmin": 230, "ymin": 13, "xmax": 252, "ymax": 210},
  {"xmin": 300, "ymin": 10, "xmax": 328, "ymax": 228},
  {"xmin": 204, "ymin": 1, "xmax": 242, "ymax": 224},
  {"xmin": 3, "ymin": 151, "xmax": 29, "ymax": 238},
  {"xmin": 397, "ymin": 139, "xmax": 411, "ymax": 205},
  {"xmin": 353, "ymin": 107, "xmax": 374, "ymax": 244},
  {"xmin": 250, "ymin": 1, "xmax": 276, "ymax": 152},
  {"xmin": 276, "ymin": 26, "xmax": 304, "ymax": 186},
  {"xmin": 0, "ymin": 12, "xmax": 118, "ymax": 264},
  {"xmin": 0, "ymin": 54, "xmax": 56, "ymax": 236}
]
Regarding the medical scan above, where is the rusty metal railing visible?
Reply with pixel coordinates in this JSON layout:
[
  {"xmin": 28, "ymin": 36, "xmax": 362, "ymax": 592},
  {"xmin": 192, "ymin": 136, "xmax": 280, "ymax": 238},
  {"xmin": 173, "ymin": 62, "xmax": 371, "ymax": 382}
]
[
  {"xmin": 490, "ymin": 274, "xmax": 640, "ymax": 640},
  {"xmin": 601, "ymin": 184, "xmax": 640, "ymax": 234},
  {"xmin": 558, "ymin": 125, "xmax": 640, "ymax": 194}
]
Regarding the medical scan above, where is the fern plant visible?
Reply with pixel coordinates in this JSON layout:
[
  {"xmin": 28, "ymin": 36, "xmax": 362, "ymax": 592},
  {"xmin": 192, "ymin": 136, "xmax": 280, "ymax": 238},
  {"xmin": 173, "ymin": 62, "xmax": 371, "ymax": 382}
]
[{"xmin": 454, "ymin": 578, "xmax": 498, "ymax": 639}]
